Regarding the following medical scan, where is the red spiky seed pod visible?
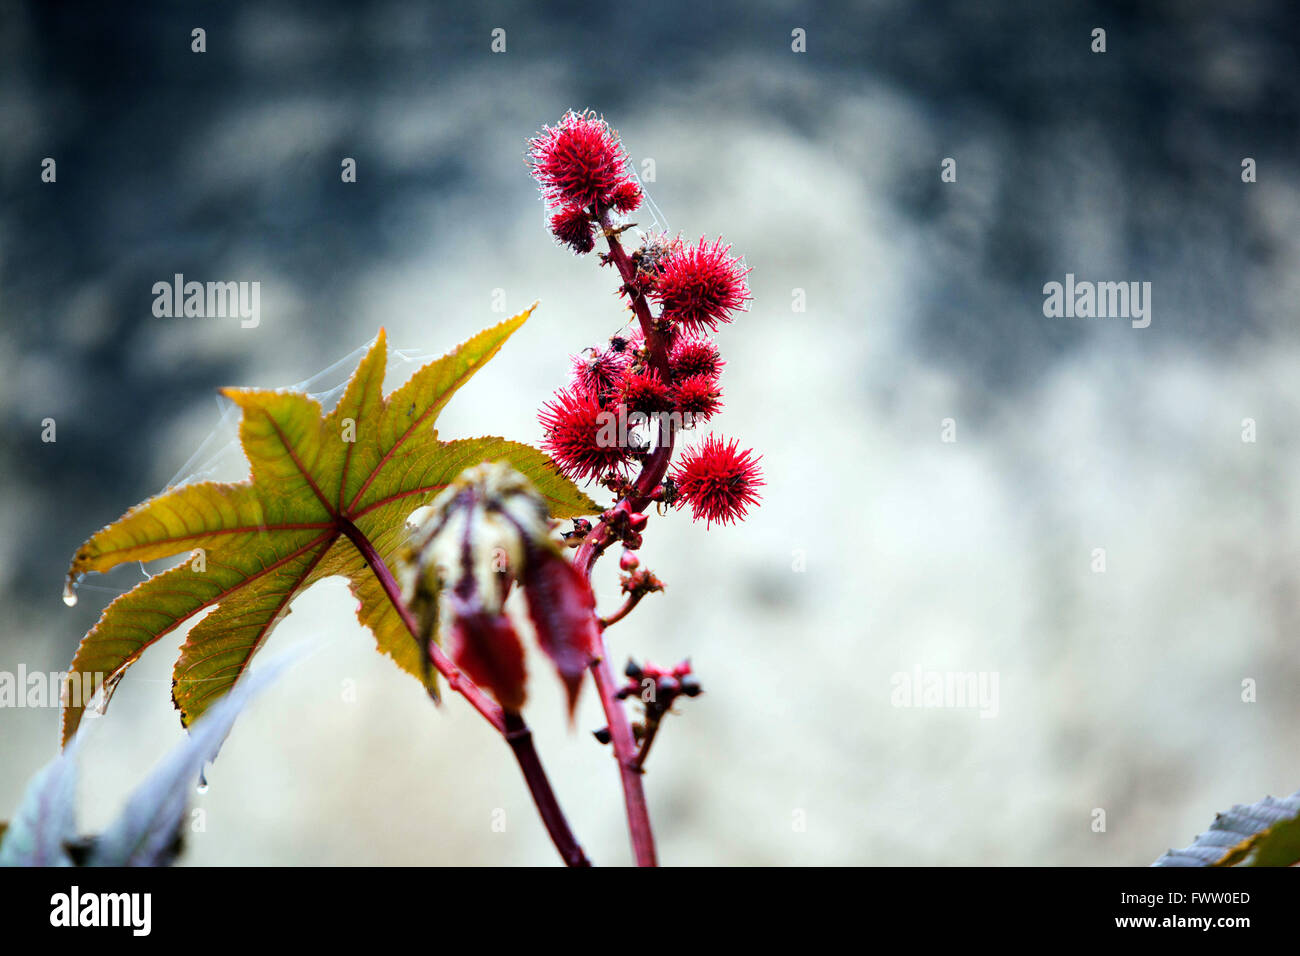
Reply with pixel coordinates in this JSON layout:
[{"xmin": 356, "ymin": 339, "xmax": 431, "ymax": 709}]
[
  {"xmin": 539, "ymin": 386, "xmax": 632, "ymax": 482},
  {"xmin": 571, "ymin": 347, "xmax": 629, "ymax": 402},
  {"xmin": 550, "ymin": 204, "xmax": 596, "ymax": 254},
  {"xmin": 672, "ymin": 373, "xmax": 723, "ymax": 422},
  {"xmin": 527, "ymin": 111, "xmax": 637, "ymax": 212},
  {"xmin": 649, "ymin": 237, "xmax": 751, "ymax": 333},
  {"xmin": 617, "ymin": 368, "xmax": 674, "ymax": 416},
  {"xmin": 670, "ymin": 434, "xmax": 764, "ymax": 527},
  {"xmin": 610, "ymin": 180, "xmax": 643, "ymax": 214},
  {"xmin": 669, "ymin": 335, "xmax": 724, "ymax": 382}
]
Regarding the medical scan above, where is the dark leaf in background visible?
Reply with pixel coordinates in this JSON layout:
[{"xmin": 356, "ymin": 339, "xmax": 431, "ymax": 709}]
[{"xmin": 0, "ymin": 641, "xmax": 307, "ymax": 867}]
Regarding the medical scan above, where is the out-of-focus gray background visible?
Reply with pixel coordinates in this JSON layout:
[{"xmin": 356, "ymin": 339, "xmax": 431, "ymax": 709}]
[{"xmin": 2, "ymin": 0, "xmax": 1299, "ymax": 865}]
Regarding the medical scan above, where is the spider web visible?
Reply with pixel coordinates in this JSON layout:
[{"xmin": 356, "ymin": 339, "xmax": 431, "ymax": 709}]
[{"xmin": 630, "ymin": 165, "xmax": 672, "ymax": 239}]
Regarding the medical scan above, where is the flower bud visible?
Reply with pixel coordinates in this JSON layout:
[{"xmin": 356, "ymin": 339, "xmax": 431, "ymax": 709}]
[{"xmin": 400, "ymin": 461, "xmax": 599, "ymax": 715}]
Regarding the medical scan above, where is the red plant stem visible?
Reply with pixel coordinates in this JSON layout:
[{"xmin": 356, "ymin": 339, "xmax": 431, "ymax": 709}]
[
  {"xmin": 503, "ymin": 711, "xmax": 592, "ymax": 866},
  {"xmin": 340, "ymin": 518, "xmax": 504, "ymax": 731},
  {"xmin": 632, "ymin": 713, "xmax": 662, "ymax": 771},
  {"xmin": 573, "ymin": 210, "xmax": 673, "ymax": 867},
  {"xmin": 599, "ymin": 590, "xmax": 646, "ymax": 629},
  {"xmin": 575, "ymin": 217, "xmax": 677, "ymax": 575},
  {"xmin": 338, "ymin": 517, "xmax": 590, "ymax": 867},
  {"xmin": 590, "ymin": 649, "xmax": 656, "ymax": 865}
]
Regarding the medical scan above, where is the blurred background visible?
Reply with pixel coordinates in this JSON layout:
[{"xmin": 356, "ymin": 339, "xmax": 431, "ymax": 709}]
[{"xmin": 2, "ymin": 0, "xmax": 1299, "ymax": 865}]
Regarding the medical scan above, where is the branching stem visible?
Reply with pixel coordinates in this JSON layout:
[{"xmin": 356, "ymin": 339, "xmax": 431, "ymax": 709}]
[
  {"xmin": 338, "ymin": 516, "xmax": 591, "ymax": 867},
  {"xmin": 599, "ymin": 590, "xmax": 647, "ymax": 629},
  {"xmin": 574, "ymin": 208, "xmax": 672, "ymax": 867},
  {"xmin": 632, "ymin": 712, "xmax": 663, "ymax": 771}
]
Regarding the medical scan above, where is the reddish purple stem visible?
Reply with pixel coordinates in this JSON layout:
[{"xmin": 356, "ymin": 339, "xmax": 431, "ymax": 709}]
[
  {"xmin": 338, "ymin": 517, "xmax": 591, "ymax": 867},
  {"xmin": 571, "ymin": 209, "xmax": 674, "ymax": 867}
]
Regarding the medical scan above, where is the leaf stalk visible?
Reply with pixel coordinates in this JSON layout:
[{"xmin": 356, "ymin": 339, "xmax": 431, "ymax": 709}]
[{"xmin": 338, "ymin": 516, "xmax": 591, "ymax": 866}]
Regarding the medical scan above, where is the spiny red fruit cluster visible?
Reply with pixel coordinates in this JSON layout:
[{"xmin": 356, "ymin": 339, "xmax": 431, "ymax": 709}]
[
  {"xmin": 528, "ymin": 111, "xmax": 642, "ymax": 255},
  {"xmin": 538, "ymin": 384, "xmax": 630, "ymax": 482},
  {"xmin": 538, "ymin": 328, "xmax": 730, "ymax": 488},
  {"xmin": 671, "ymin": 435, "xmax": 764, "ymax": 528},
  {"xmin": 650, "ymin": 237, "xmax": 751, "ymax": 333},
  {"xmin": 529, "ymin": 111, "xmax": 762, "ymax": 529}
]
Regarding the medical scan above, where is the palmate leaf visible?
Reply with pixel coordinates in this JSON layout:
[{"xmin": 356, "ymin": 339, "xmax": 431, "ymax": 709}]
[
  {"xmin": 61, "ymin": 308, "xmax": 598, "ymax": 743},
  {"xmin": 1152, "ymin": 788, "xmax": 1300, "ymax": 867}
]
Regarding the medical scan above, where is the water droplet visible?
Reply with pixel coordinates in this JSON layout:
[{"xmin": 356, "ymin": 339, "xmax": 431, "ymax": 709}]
[
  {"xmin": 62, "ymin": 580, "xmax": 78, "ymax": 607},
  {"xmin": 196, "ymin": 768, "xmax": 209, "ymax": 795}
]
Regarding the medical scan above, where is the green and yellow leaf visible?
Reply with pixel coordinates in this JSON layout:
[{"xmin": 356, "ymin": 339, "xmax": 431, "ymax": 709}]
[{"xmin": 61, "ymin": 307, "xmax": 598, "ymax": 743}]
